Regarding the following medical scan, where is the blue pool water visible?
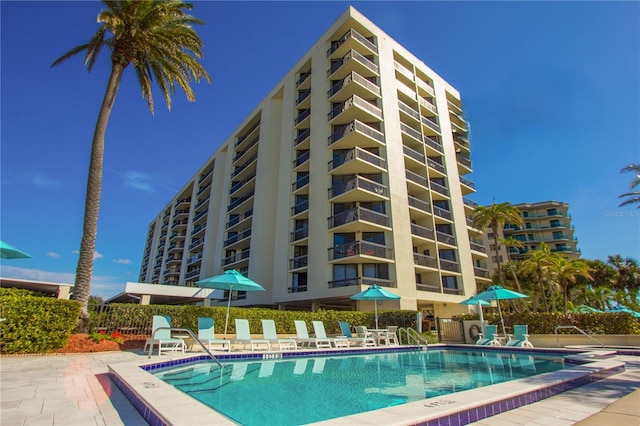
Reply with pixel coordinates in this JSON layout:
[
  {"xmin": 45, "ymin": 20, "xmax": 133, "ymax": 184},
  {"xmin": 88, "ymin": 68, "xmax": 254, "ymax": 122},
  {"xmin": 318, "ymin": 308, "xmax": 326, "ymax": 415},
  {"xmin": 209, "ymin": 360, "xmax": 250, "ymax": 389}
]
[{"xmin": 153, "ymin": 349, "xmax": 571, "ymax": 425}]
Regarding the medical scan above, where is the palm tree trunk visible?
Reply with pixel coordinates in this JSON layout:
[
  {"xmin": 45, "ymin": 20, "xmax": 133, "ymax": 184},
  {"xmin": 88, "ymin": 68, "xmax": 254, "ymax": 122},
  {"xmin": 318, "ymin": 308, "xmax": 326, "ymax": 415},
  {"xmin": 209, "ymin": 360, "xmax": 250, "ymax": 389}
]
[
  {"xmin": 492, "ymin": 226, "xmax": 503, "ymax": 285},
  {"xmin": 509, "ymin": 262, "xmax": 528, "ymax": 311},
  {"xmin": 537, "ymin": 266, "xmax": 549, "ymax": 312},
  {"xmin": 563, "ymin": 279, "xmax": 568, "ymax": 313},
  {"xmin": 72, "ymin": 63, "xmax": 125, "ymax": 332}
]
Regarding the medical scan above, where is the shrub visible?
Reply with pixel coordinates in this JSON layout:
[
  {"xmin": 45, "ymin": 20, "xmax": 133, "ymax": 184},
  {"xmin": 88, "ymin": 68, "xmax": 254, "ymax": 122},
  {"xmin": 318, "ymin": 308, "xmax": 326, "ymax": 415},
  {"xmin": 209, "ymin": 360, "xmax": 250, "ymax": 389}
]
[{"xmin": 0, "ymin": 288, "xmax": 81, "ymax": 353}]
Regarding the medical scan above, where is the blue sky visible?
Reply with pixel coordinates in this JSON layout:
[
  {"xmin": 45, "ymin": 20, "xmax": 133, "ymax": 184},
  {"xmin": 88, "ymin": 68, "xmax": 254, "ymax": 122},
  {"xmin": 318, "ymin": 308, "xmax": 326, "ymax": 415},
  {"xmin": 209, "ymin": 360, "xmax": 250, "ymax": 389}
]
[{"xmin": 1, "ymin": 1, "xmax": 639, "ymax": 298}]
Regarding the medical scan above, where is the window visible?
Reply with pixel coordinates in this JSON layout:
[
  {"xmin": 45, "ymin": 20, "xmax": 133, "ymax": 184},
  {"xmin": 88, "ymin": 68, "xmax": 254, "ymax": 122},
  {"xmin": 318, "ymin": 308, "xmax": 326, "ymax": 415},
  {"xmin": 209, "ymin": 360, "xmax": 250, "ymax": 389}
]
[
  {"xmin": 415, "ymin": 273, "xmax": 423, "ymax": 284},
  {"xmin": 332, "ymin": 264, "xmax": 358, "ymax": 286},
  {"xmin": 292, "ymin": 272, "xmax": 307, "ymax": 291},
  {"xmin": 362, "ymin": 232, "xmax": 385, "ymax": 245},
  {"xmin": 442, "ymin": 276, "xmax": 458, "ymax": 290},
  {"xmin": 525, "ymin": 222, "xmax": 532, "ymax": 229},
  {"xmin": 527, "ymin": 234, "xmax": 534, "ymax": 241},
  {"xmin": 363, "ymin": 263, "xmax": 388, "ymax": 279},
  {"xmin": 552, "ymin": 231, "xmax": 564, "ymax": 239},
  {"xmin": 438, "ymin": 249, "xmax": 457, "ymax": 261}
]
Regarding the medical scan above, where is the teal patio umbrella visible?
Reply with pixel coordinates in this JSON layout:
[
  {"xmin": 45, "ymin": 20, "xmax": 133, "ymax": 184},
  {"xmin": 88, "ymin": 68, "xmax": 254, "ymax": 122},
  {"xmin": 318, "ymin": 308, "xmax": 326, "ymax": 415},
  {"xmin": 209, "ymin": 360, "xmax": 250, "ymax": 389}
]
[
  {"xmin": 607, "ymin": 305, "xmax": 640, "ymax": 318},
  {"xmin": 573, "ymin": 305, "xmax": 604, "ymax": 314},
  {"xmin": 0, "ymin": 240, "xmax": 31, "ymax": 259},
  {"xmin": 350, "ymin": 284, "xmax": 400, "ymax": 329},
  {"xmin": 460, "ymin": 296, "xmax": 492, "ymax": 335},
  {"xmin": 196, "ymin": 270, "xmax": 265, "ymax": 338},
  {"xmin": 474, "ymin": 285, "xmax": 528, "ymax": 338}
]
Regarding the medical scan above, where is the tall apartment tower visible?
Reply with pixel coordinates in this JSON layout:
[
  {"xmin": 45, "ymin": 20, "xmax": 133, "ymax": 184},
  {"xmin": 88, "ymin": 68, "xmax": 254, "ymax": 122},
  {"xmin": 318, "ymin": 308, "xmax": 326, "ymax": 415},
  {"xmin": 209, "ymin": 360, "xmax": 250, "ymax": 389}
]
[
  {"xmin": 138, "ymin": 7, "xmax": 489, "ymax": 317},
  {"xmin": 484, "ymin": 200, "xmax": 580, "ymax": 272}
]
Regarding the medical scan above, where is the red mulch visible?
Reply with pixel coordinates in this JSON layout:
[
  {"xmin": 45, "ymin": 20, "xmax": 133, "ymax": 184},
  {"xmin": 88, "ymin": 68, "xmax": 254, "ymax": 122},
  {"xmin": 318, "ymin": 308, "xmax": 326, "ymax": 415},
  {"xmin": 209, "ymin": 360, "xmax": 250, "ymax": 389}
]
[{"xmin": 54, "ymin": 334, "xmax": 147, "ymax": 353}]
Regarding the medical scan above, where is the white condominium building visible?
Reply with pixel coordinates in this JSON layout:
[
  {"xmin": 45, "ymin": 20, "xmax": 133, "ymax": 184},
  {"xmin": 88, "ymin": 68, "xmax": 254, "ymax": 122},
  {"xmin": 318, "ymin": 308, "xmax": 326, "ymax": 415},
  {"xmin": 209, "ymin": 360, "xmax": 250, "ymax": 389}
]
[{"xmin": 138, "ymin": 7, "xmax": 489, "ymax": 318}]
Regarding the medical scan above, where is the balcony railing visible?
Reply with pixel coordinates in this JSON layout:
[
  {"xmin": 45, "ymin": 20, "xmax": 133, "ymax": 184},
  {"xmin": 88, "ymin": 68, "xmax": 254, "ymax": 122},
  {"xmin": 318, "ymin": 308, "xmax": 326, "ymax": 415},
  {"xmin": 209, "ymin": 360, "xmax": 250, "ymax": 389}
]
[
  {"xmin": 295, "ymin": 89, "xmax": 311, "ymax": 105},
  {"xmin": 224, "ymin": 228, "xmax": 252, "ymax": 247},
  {"xmin": 427, "ymin": 158, "xmax": 446, "ymax": 174},
  {"xmin": 419, "ymin": 97, "xmax": 437, "ymax": 115},
  {"xmin": 234, "ymin": 121, "xmax": 261, "ymax": 148},
  {"xmin": 424, "ymin": 135, "xmax": 443, "ymax": 153},
  {"xmin": 233, "ymin": 136, "xmax": 259, "ymax": 163},
  {"xmin": 433, "ymin": 206, "xmax": 452, "ymax": 220},
  {"xmin": 458, "ymin": 155, "xmax": 472, "ymax": 169},
  {"xmin": 410, "ymin": 223, "xmax": 435, "ymax": 240},
  {"xmin": 296, "ymin": 70, "xmax": 311, "ymax": 87},
  {"xmin": 328, "ymin": 207, "xmax": 389, "ymax": 229},
  {"xmin": 328, "ymin": 240, "xmax": 392, "ymax": 261},
  {"xmin": 436, "ymin": 231, "xmax": 456, "ymax": 245},
  {"xmin": 463, "ymin": 197, "xmax": 478, "ymax": 208},
  {"xmin": 421, "ymin": 116, "xmax": 440, "ymax": 133},
  {"xmin": 403, "ymin": 144, "xmax": 425, "ymax": 163},
  {"xmin": 430, "ymin": 181, "xmax": 449, "ymax": 196},
  {"xmin": 413, "ymin": 252, "xmax": 438, "ymax": 268},
  {"xmin": 398, "ymin": 100, "xmax": 420, "ymax": 121},
  {"xmin": 439, "ymin": 259, "xmax": 460, "ymax": 272},
  {"xmin": 293, "ymin": 150, "xmax": 310, "ymax": 168},
  {"xmin": 470, "ymin": 241, "xmax": 487, "ymax": 253},
  {"xmin": 189, "ymin": 238, "xmax": 204, "ymax": 250},
  {"xmin": 289, "ymin": 255, "xmax": 308, "ymax": 270},
  {"xmin": 416, "ymin": 79, "xmax": 435, "ymax": 97},
  {"xmin": 327, "ymin": 28, "xmax": 377, "ymax": 57},
  {"xmin": 292, "ymin": 174, "xmax": 310, "ymax": 192},
  {"xmin": 294, "ymin": 128, "xmax": 311, "ymax": 146},
  {"xmin": 328, "ymin": 95, "xmax": 382, "ymax": 121},
  {"xmin": 228, "ymin": 190, "xmax": 255, "ymax": 212},
  {"xmin": 221, "ymin": 250, "xmax": 250, "ymax": 266},
  {"xmin": 291, "ymin": 200, "xmax": 309, "ymax": 216},
  {"xmin": 393, "ymin": 60, "xmax": 413, "ymax": 80},
  {"xmin": 406, "ymin": 170, "xmax": 428, "ymax": 187},
  {"xmin": 290, "ymin": 227, "xmax": 309, "ymax": 242},
  {"xmin": 327, "ymin": 50, "xmax": 379, "ymax": 78},
  {"xmin": 328, "ymin": 71, "xmax": 381, "ymax": 98},
  {"xmin": 226, "ymin": 209, "xmax": 253, "ymax": 229},
  {"xmin": 295, "ymin": 109, "xmax": 311, "ymax": 126},
  {"xmin": 328, "ymin": 120, "xmax": 384, "ymax": 146},
  {"xmin": 400, "ymin": 122, "xmax": 422, "ymax": 141},
  {"xmin": 407, "ymin": 195, "xmax": 431, "ymax": 214},
  {"xmin": 329, "ymin": 146, "xmax": 386, "ymax": 171},
  {"xmin": 231, "ymin": 153, "xmax": 258, "ymax": 179},
  {"xmin": 187, "ymin": 253, "xmax": 203, "ymax": 265},
  {"xmin": 460, "ymin": 176, "xmax": 476, "ymax": 189},
  {"xmin": 474, "ymin": 267, "xmax": 491, "ymax": 278},
  {"xmin": 329, "ymin": 175, "xmax": 387, "ymax": 198},
  {"xmin": 288, "ymin": 285, "xmax": 308, "ymax": 294},
  {"xmin": 328, "ymin": 276, "xmax": 395, "ymax": 289}
]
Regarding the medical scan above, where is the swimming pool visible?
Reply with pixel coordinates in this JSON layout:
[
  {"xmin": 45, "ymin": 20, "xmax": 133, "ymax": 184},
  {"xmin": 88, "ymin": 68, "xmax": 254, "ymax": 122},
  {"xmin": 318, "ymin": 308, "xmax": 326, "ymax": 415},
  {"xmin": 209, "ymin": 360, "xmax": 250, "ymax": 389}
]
[
  {"xmin": 108, "ymin": 346, "xmax": 625, "ymax": 425},
  {"xmin": 152, "ymin": 349, "xmax": 571, "ymax": 425}
]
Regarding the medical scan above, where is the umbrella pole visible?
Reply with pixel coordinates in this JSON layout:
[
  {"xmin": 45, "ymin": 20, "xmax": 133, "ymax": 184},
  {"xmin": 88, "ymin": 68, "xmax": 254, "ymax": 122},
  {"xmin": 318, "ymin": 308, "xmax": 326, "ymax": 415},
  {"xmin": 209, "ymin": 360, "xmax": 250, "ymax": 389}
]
[
  {"xmin": 224, "ymin": 286, "xmax": 233, "ymax": 339},
  {"xmin": 477, "ymin": 300, "xmax": 485, "ymax": 335},
  {"xmin": 374, "ymin": 299, "xmax": 378, "ymax": 329},
  {"xmin": 497, "ymin": 301, "xmax": 507, "ymax": 338}
]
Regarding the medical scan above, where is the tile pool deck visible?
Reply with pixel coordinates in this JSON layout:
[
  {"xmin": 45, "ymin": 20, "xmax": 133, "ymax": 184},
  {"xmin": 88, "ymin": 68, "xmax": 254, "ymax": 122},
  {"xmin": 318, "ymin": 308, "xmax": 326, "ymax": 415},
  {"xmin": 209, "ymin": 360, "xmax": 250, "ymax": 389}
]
[{"xmin": 0, "ymin": 347, "xmax": 638, "ymax": 425}]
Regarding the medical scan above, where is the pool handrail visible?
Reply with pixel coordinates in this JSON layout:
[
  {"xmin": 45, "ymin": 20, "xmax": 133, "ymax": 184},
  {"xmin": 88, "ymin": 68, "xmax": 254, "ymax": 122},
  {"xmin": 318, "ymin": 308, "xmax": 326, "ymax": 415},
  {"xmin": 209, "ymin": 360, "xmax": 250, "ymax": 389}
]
[
  {"xmin": 554, "ymin": 325, "xmax": 604, "ymax": 348},
  {"xmin": 398, "ymin": 327, "xmax": 429, "ymax": 351},
  {"xmin": 147, "ymin": 327, "xmax": 224, "ymax": 368}
]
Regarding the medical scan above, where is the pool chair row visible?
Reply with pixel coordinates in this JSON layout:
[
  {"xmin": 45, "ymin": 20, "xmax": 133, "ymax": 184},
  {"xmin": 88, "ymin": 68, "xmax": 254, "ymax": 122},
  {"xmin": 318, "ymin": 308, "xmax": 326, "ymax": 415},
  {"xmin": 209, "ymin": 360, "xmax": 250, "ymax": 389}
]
[{"xmin": 476, "ymin": 324, "xmax": 534, "ymax": 348}]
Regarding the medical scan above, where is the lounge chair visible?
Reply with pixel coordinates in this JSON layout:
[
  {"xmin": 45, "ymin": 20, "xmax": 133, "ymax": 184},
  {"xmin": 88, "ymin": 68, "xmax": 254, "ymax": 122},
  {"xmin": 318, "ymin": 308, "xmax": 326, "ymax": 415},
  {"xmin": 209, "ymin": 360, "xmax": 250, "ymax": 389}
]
[
  {"xmin": 312, "ymin": 321, "xmax": 349, "ymax": 348},
  {"xmin": 294, "ymin": 320, "xmax": 331, "ymax": 349},
  {"xmin": 197, "ymin": 317, "xmax": 231, "ymax": 352},
  {"xmin": 143, "ymin": 315, "xmax": 186, "ymax": 355},
  {"xmin": 261, "ymin": 319, "xmax": 297, "ymax": 351},
  {"xmin": 355, "ymin": 326, "xmax": 379, "ymax": 346},
  {"xmin": 338, "ymin": 321, "xmax": 376, "ymax": 347},
  {"xmin": 506, "ymin": 325, "xmax": 534, "ymax": 348},
  {"xmin": 233, "ymin": 319, "xmax": 271, "ymax": 351},
  {"xmin": 475, "ymin": 324, "xmax": 501, "ymax": 346}
]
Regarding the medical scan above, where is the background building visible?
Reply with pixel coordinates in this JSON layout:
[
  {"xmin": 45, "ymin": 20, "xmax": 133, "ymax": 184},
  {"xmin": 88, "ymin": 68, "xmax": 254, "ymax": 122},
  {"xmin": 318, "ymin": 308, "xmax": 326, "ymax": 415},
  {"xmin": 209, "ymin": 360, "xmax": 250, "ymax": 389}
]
[
  {"xmin": 484, "ymin": 200, "xmax": 580, "ymax": 273},
  {"xmin": 137, "ymin": 7, "xmax": 489, "ymax": 320}
]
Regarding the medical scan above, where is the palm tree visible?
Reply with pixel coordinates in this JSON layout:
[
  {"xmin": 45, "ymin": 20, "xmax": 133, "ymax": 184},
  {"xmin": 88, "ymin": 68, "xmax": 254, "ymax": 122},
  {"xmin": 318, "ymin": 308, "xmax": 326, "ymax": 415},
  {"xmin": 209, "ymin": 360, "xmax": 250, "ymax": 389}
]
[
  {"xmin": 51, "ymin": 0, "xmax": 211, "ymax": 331},
  {"xmin": 520, "ymin": 242, "xmax": 557, "ymax": 312},
  {"xmin": 618, "ymin": 164, "xmax": 640, "ymax": 208},
  {"xmin": 500, "ymin": 237, "xmax": 528, "ymax": 311},
  {"xmin": 607, "ymin": 255, "xmax": 640, "ymax": 310},
  {"xmin": 472, "ymin": 202, "xmax": 523, "ymax": 286},
  {"xmin": 552, "ymin": 258, "xmax": 593, "ymax": 313}
]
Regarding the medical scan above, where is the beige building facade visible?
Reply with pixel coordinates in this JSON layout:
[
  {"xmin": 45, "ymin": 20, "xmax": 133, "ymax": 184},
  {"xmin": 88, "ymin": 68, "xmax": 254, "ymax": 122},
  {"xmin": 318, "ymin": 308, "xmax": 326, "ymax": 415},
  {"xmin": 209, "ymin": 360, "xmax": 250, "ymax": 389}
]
[
  {"xmin": 138, "ymin": 7, "xmax": 489, "ymax": 319},
  {"xmin": 484, "ymin": 200, "xmax": 580, "ymax": 273}
]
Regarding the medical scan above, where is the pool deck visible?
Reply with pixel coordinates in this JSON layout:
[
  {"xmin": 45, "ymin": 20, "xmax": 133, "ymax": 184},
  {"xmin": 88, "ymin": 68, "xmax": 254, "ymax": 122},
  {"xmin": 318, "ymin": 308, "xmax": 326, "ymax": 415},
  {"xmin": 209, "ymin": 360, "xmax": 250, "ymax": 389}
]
[{"xmin": 0, "ymin": 348, "xmax": 638, "ymax": 426}]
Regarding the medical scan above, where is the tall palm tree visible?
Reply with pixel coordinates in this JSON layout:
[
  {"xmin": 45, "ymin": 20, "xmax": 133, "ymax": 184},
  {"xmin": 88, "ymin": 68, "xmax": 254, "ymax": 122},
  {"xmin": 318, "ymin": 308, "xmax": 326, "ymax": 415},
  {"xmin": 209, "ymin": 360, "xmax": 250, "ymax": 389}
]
[
  {"xmin": 500, "ymin": 237, "xmax": 528, "ymax": 311},
  {"xmin": 618, "ymin": 164, "xmax": 640, "ymax": 208},
  {"xmin": 51, "ymin": 0, "xmax": 211, "ymax": 331},
  {"xmin": 520, "ymin": 242, "xmax": 557, "ymax": 312},
  {"xmin": 472, "ymin": 202, "xmax": 523, "ymax": 286},
  {"xmin": 552, "ymin": 258, "xmax": 593, "ymax": 313},
  {"xmin": 607, "ymin": 255, "xmax": 640, "ymax": 310}
]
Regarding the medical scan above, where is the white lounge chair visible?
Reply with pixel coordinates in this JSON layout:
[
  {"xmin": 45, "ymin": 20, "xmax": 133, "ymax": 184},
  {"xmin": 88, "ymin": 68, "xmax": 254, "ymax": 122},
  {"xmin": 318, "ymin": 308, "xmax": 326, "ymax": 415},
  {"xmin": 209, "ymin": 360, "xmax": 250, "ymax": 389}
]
[
  {"xmin": 338, "ymin": 321, "xmax": 376, "ymax": 347},
  {"xmin": 294, "ymin": 320, "xmax": 331, "ymax": 349},
  {"xmin": 198, "ymin": 317, "xmax": 231, "ymax": 352},
  {"xmin": 312, "ymin": 321, "xmax": 349, "ymax": 348},
  {"xmin": 355, "ymin": 326, "xmax": 379, "ymax": 347},
  {"xmin": 143, "ymin": 315, "xmax": 186, "ymax": 355},
  {"xmin": 506, "ymin": 325, "xmax": 534, "ymax": 348},
  {"xmin": 233, "ymin": 319, "xmax": 271, "ymax": 351},
  {"xmin": 262, "ymin": 319, "xmax": 297, "ymax": 351}
]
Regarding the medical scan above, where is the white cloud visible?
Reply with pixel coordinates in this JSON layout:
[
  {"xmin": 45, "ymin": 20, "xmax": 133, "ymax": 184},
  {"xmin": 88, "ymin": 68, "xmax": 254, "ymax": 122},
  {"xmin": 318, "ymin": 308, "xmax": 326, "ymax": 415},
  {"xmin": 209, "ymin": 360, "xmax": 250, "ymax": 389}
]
[
  {"xmin": 122, "ymin": 170, "xmax": 155, "ymax": 193},
  {"xmin": 46, "ymin": 252, "xmax": 61, "ymax": 258},
  {"xmin": 113, "ymin": 258, "xmax": 131, "ymax": 265},
  {"xmin": 0, "ymin": 265, "xmax": 127, "ymax": 298},
  {"xmin": 72, "ymin": 250, "xmax": 103, "ymax": 260},
  {"xmin": 25, "ymin": 170, "xmax": 63, "ymax": 189}
]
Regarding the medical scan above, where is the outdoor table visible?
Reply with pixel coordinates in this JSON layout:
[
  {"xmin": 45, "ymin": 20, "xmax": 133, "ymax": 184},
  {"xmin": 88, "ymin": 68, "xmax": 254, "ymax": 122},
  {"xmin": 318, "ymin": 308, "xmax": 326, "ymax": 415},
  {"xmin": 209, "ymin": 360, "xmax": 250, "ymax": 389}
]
[{"xmin": 368, "ymin": 328, "xmax": 391, "ymax": 345}]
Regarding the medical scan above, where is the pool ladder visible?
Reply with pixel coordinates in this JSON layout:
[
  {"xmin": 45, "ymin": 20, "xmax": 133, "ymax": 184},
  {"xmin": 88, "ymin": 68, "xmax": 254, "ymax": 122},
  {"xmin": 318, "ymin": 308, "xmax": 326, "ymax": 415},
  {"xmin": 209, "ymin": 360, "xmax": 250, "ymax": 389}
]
[
  {"xmin": 398, "ymin": 327, "xmax": 429, "ymax": 351},
  {"xmin": 554, "ymin": 325, "xmax": 604, "ymax": 348},
  {"xmin": 147, "ymin": 327, "xmax": 224, "ymax": 368}
]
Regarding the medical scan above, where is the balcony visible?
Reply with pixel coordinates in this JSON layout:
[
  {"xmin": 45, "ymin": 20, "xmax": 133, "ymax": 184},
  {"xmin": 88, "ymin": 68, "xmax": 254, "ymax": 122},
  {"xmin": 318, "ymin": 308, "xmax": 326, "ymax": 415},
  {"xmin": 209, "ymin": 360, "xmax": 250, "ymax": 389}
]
[
  {"xmin": 327, "ymin": 50, "xmax": 379, "ymax": 80},
  {"xmin": 328, "ymin": 71, "xmax": 381, "ymax": 101},
  {"xmin": 419, "ymin": 97, "xmax": 437, "ymax": 115},
  {"xmin": 433, "ymin": 206, "xmax": 452, "ymax": 221},
  {"xmin": 328, "ymin": 276, "xmax": 395, "ymax": 289},
  {"xmin": 398, "ymin": 100, "xmax": 420, "ymax": 123},
  {"xmin": 439, "ymin": 259, "xmax": 460, "ymax": 273},
  {"xmin": 294, "ymin": 128, "xmax": 311, "ymax": 148},
  {"xmin": 294, "ymin": 108, "xmax": 311, "ymax": 127},
  {"xmin": 291, "ymin": 199, "xmax": 309, "ymax": 217},
  {"xmin": 407, "ymin": 195, "xmax": 431, "ymax": 215},
  {"xmin": 192, "ymin": 208, "xmax": 208, "ymax": 225},
  {"xmin": 436, "ymin": 231, "xmax": 456, "ymax": 246},
  {"xmin": 169, "ymin": 231, "xmax": 186, "ymax": 241},
  {"xmin": 228, "ymin": 189, "xmax": 255, "ymax": 212},
  {"xmin": 328, "ymin": 240, "xmax": 392, "ymax": 262},
  {"xmin": 328, "ymin": 175, "xmax": 387, "ymax": 202},
  {"xmin": 427, "ymin": 158, "xmax": 446, "ymax": 174},
  {"xmin": 470, "ymin": 241, "xmax": 487, "ymax": 253},
  {"xmin": 296, "ymin": 70, "xmax": 311, "ymax": 88},
  {"xmin": 460, "ymin": 176, "xmax": 476, "ymax": 190},
  {"xmin": 458, "ymin": 155, "xmax": 472, "ymax": 173},
  {"xmin": 328, "ymin": 207, "xmax": 390, "ymax": 231},
  {"xmin": 421, "ymin": 115, "xmax": 440, "ymax": 134},
  {"xmin": 329, "ymin": 146, "xmax": 386, "ymax": 174},
  {"xmin": 199, "ymin": 168, "xmax": 213, "ymax": 183},
  {"xmin": 234, "ymin": 121, "xmax": 261, "ymax": 149},
  {"xmin": 289, "ymin": 255, "xmax": 308, "ymax": 270},
  {"xmin": 184, "ymin": 269, "xmax": 201, "ymax": 280},
  {"xmin": 293, "ymin": 150, "xmax": 310, "ymax": 169},
  {"xmin": 397, "ymin": 81, "xmax": 417, "ymax": 101},
  {"xmin": 413, "ymin": 252, "xmax": 438, "ymax": 269},
  {"xmin": 189, "ymin": 237, "xmax": 204, "ymax": 250},
  {"xmin": 288, "ymin": 285, "xmax": 308, "ymax": 294},
  {"xmin": 474, "ymin": 267, "xmax": 491, "ymax": 279},
  {"xmin": 226, "ymin": 208, "xmax": 253, "ymax": 230},
  {"xmin": 411, "ymin": 223, "xmax": 435, "ymax": 241},
  {"xmin": 174, "ymin": 197, "xmax": 191, "ymax": 208},
  {"xmin": 463, "ymin": 197, "xmax": 478, "ymax": 209},
  {"xmin": 328, "ymin": 120, "xmax": 384, "ymax": 149},
  {"xmin": 233, "ymin": 135, "xmax": 259, "ymax": 164},
  {"xmin": 187, "ymin": 253, "xmax": 202, "ymax": 265},
  {"xmin": 229, "ymin": 172, "xmax": 256, "ymax": 196},
  {"xmin": 290, "ymin": 227, "xmax": 309, "ymax": 243},
  {"xmin": 224, "ymin": 228, "xmax": 251, "ymax": 248},
  {"xmin": 416, "ymin": 79, "xmax": 435, "ymax": 97},
  {"xmin": 328, "ymin": 28, "xmax": 377, "ymax": 59},
  {"xmin": 406, "ymin": 170, "xmax": 428, "ymax": 188},
  {"xmin": 221, "ymin": 250, "xmax": 250, "ymax": 267},
  {"xmin": 291, "ymin": 174, "xmax": 310, "ymax": 192},
  {"xmin": 393, "ymin": 60, "xmax": 414, "ymax": 81},
  {"xmin": 295, "ymin": 88, "xmax": 311, "ymax": 106},
  {"xmin": 328, "ymin": 95, "xmax": 382, "ymax": 125},
  {"xmin": 430, "ymin": 181, "xmax": 449, "ymax": 197},
  {"xmin": 400, "ymin": 122, "xmax": 422, "ymax": 142},
  {"xmin": 190, "ymin": 224, "xmax": 204, "ymax": 237},
  {"xmin": 403, "ymin": 144, "xmax": 425, "ymax": 164},
  {"xmin": 424, "ymin": 135, "xmax": 443, "ymax": 154}
]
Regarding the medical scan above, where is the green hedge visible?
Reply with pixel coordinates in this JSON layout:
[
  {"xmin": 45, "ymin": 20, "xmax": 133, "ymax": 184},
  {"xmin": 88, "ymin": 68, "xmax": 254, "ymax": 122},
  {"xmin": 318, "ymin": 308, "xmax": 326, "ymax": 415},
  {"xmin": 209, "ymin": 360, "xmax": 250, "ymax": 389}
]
[
  {"xmin": 90, "ymin": 303, "xmax": 418, "ymax": 336},
  {"xmin": 0, "ymin": 288, "xmax": 81, "ymax": 354},
  {"xmin": 455, "ymin": 311, "xmax": 640, "ymax": 335}
]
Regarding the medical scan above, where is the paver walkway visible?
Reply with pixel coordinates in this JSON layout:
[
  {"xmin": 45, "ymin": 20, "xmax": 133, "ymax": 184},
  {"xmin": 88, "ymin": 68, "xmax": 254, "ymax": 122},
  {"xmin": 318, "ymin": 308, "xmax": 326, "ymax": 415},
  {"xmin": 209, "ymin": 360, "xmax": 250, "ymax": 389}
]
[{"xmin": 0, "ymin": 351, "xmax": 638, "ymax": 425}]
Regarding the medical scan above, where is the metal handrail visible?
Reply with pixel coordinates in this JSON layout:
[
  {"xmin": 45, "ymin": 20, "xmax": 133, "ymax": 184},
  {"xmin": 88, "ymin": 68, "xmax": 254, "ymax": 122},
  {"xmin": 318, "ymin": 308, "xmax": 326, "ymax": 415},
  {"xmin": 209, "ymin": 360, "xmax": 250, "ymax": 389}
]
[
  {"xmin": 554, "ymin": 325, "xmax": 604, "ymax": 348},
  {"xmin": 147, "ymin": 327, "xmax": 224, "ymax": 368},
  {"xmin": 398, "ymin": 327, "xmax": 429, "ymax": 351}
]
